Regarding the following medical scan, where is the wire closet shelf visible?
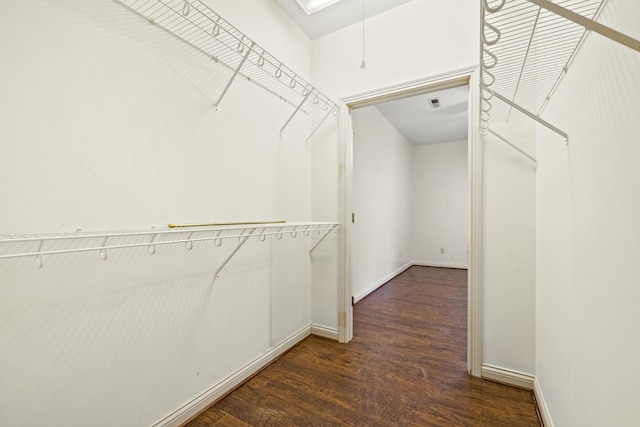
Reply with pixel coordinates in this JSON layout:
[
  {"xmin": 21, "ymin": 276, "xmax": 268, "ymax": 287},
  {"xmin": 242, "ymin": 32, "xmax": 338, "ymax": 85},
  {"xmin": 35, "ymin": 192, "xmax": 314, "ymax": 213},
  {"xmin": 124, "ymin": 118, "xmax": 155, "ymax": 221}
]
[
  {"xmin": 480, "ymin": 0, "xmax": 608, "ymax": 136},
  {"xmin": 0, "ymin": 222, "xmax": 341, "ymax": 274},
  {"xmin": 114, "ymin": 0, "xmax": 339, "ymax": 131}
]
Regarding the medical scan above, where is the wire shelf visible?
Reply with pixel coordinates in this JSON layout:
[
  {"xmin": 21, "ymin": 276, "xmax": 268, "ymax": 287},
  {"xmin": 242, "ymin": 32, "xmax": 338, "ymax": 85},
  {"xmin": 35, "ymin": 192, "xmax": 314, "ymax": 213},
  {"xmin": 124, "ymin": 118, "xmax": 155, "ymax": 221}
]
[
  {"xmin": 0, "ymin": 222, "xmax": 341, "ymax": 269},
  {"xmin": 115, "ymin": 0, "xmax": 340, "ymax": 116},
  {"xmin": 481, "ymin": 0, "xmax": 607, "ymax": 126}
]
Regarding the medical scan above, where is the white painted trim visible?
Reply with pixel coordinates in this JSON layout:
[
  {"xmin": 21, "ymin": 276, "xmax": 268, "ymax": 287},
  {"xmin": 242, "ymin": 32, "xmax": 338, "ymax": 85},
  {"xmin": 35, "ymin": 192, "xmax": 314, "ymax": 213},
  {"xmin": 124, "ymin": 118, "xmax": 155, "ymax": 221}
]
[
  {"xmin": 534, "ymin": 377, "xmax": 554, "ymax": 427},
  {"xmin": 339, "ymin": 66, "xmax": 483, "ymax": 376},
  {"xmin": 342, "ymin": 65, "xmax": 478, "ymax": 107},
  {"xmin": 412, "ymin": 261, "xmax": 469, "ymax": 270},
  {"xmin": 481, "ymin": 364, "xmax": 535, "ymax": 390},
  {"xmin": 338, "ymin": 102, "xmax": 353, "ymax": 344},
  {"xmin": 467, "ymin": 67, "xmax": 482, "ymax": 377},
  {"xmin": 353, "ymin": 262, "xmax": 413, "ymax": 303},
  {"xmin": 310, "ymin": 324, "xmax": 339, "ymax": 340},
  {"xmin": 152, "ymin": 325, "xmax": 312, "ymax": 427}
]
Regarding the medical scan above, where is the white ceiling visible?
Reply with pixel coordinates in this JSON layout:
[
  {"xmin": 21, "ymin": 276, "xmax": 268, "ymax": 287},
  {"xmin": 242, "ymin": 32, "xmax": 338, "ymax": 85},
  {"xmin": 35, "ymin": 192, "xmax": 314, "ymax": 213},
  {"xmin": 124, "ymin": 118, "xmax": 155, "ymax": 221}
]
[
  {"xmin": 373, "ymin": 86, "xmax": 469, "ymax": 146},
  {"xmin": 273, "ymin": 0, "xmax": 414, "ymax": 39}
]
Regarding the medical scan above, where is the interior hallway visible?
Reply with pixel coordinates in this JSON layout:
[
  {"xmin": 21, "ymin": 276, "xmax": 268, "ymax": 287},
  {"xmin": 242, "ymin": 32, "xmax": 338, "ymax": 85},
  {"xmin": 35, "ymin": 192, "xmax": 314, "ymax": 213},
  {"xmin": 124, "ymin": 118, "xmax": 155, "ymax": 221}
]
[{"xmin": 187, "ymin": 266, "xmax": 540, "ymax": 426}]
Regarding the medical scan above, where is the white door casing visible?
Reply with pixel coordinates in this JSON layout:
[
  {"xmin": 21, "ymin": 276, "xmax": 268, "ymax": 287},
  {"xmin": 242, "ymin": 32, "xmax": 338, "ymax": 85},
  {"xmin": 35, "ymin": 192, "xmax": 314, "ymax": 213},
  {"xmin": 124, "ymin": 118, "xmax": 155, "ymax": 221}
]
[{"xmin": 337, "ymin": 66, "xmax": 482, "ymax": 376}]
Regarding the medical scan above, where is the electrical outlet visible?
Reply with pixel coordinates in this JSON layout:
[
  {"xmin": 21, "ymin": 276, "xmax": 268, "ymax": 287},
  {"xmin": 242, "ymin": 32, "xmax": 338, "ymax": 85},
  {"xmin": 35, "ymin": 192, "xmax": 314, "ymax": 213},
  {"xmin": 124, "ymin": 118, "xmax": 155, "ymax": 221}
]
[{"xmin": 440, "ymin": 248, "xmax": 445, "ymax": 254}]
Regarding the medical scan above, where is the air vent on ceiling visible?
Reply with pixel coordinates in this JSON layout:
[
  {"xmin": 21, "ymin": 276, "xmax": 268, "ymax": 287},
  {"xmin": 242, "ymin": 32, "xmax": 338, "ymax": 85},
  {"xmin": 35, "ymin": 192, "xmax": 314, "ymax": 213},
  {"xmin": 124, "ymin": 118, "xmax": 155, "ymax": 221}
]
[{"xmin": 429, "ymin": 98, "xmax": 441, "ymax": 108}]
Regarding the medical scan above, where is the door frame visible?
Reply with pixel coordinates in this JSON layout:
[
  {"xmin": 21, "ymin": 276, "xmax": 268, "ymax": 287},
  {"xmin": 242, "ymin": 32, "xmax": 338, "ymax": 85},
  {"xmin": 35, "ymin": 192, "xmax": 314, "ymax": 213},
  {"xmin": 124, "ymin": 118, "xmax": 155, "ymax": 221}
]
[{"xmin": 336, "ymin": 66, "xmax": 482, "ymax": 376}]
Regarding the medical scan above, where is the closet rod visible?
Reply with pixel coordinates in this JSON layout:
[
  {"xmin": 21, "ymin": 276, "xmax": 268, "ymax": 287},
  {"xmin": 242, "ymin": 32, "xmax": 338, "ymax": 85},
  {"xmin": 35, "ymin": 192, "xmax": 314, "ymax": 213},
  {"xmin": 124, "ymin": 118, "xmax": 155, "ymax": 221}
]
[
  {"xmin": 169, "ymin": 220, "xmax": 286, "ymax": 228},
  {"xmin": 483, "ymin": 87, "xmax": 568, "ymax": 141},
  {"xmin": 526, "ymin": 0, "xmax": 640, "ymax": 52}
]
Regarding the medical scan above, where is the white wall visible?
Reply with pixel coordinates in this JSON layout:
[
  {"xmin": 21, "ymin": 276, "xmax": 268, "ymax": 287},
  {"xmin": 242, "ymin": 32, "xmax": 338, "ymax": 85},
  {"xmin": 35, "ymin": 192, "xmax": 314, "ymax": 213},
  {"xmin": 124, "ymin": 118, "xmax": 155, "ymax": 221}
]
[
  {"xmin": 312, "ymin": 0, "xmax": 537, "ymax": 380},
  {"xmin": 0, "ymin": 0, "xmax": 313, "ymax": 234},
  {"xmin": 0, "ymin": 1, "xmax": 338, "ymax": 426},
  {"xmin": 535, "ymin": 0, "xmax": 640, "ymax": 424},
  {"xmin": 311, "ymin": 0, "xmax": 479, "ymax": 313},
  {"xmin": 309, "ymin": 111, "xmax": 341, "ymax": 329},
  {"xmin": 312, "ymin": 0, "xmax": 480, "ymax": 100},
  {"xmin": 351, "ymin": 106, "xmax": 412, "ymax": 302},
  {"xmin": 481, "ymin": 120, "xmax": 537, "ymax": 376},
  {"xmin": 411, "ymin": 140, "xmax": 469, "ymax": 269}
]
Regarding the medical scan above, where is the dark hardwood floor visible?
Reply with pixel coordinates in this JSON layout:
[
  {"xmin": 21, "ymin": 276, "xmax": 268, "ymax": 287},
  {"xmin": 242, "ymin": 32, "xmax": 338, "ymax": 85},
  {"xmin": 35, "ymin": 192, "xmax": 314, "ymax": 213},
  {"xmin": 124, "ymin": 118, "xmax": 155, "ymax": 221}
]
[{"xmin": 186, "ymin": 266, "xmax": 540, "ymax": 426}]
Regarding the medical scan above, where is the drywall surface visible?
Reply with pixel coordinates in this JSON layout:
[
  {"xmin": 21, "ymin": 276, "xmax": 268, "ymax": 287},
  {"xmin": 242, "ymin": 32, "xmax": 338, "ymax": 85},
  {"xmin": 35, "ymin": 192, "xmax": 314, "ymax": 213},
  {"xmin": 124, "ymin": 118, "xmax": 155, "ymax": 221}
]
[
  {"xmin": 535, "ymin": 0, "xmax": 640, "ymax": 425},
  {"xmin": 351, "ymin": 106, "xmax": 412, "ymax": 301},
  {"xmin": 309, "ymin": 0, "xmax": 478, "ymax": 319},
  {"xmin": 481, "ymin": 120, "xmax": 536, "ymax": 376},
  {"xmin": 0, "ymin": 1, "xmax": 334, "ymax": 426},
  {"xmin": 311, "ymin": 0, "xmax": 536, "ymax": 382},
  {"xmin": 311, "ymin": 0, "xmax": 479, "ymax": 100},
  {"xmin": 207, "ymin": 0, "xmax": 312, "ymax": 79},
  {"xmin": 411, "ymin": 140, "xmax": 468, "ymax": 269},
  {"xmin": 0, "ymin": 0, "xmax": 313, "ymax": 234},
  {"xmin": 212, "ymin": 0, "xmax": 342, "ymax": 333},
  {"xmin": 309, "ymin": 111, "xmax": 341, "ymax": 329}
]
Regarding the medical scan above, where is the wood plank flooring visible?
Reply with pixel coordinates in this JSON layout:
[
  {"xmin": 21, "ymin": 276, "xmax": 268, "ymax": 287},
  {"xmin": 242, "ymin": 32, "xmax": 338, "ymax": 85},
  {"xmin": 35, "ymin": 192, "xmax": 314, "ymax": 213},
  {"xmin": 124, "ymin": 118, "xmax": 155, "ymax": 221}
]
[{"xmin": 187, "ymin": 266, "xmax": 540, "ymax": 426}]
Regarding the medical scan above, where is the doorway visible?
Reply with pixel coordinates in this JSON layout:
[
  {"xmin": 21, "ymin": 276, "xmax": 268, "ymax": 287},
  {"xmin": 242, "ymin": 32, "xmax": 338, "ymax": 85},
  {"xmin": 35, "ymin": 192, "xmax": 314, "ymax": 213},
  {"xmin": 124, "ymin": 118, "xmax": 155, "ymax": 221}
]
[{"xmin": 337, "ymin": 68, "xmax": 482, "ymax": 376}]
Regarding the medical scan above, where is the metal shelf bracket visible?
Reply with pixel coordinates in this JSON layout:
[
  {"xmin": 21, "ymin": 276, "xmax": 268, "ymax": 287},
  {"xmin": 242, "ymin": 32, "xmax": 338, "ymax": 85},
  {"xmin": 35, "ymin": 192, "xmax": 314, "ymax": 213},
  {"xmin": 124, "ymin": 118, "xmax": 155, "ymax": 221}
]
[
  {"xmin": 487, "ymin": 129, "xmax": 538, "ymax": 165},
  {"xmin": 280, "ymin": 90, "xmax": 311, "ymax": 135},
  {"xmin": 305, "ymin": 109, "xmax": 333, "ymax": 145},
  {"xmin": 215, "ymin": 42, "xmax": 255, "ymax": 111},
  {"xmin": 213, "ymin": 227, "xmax": 257, "ymax": 280},
  {"xmin": 309, "ymin": 224, "xmax": 340, "ymax": 253},
  {"xmin": 484, "ymin": 87, "xmax": 568, "ymax": 142}
]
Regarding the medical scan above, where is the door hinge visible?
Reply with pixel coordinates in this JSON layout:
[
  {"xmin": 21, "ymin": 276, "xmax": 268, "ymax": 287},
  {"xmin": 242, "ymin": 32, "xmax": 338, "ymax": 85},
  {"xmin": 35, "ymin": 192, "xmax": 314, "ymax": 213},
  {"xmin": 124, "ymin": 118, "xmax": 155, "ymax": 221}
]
[
  {"xmin": 351, "ymin": 296, "xmax": 355, "ymax": 306},
  {"xmin": 352, "ymin": 212, "xmax": 355, "ymax": 224}
]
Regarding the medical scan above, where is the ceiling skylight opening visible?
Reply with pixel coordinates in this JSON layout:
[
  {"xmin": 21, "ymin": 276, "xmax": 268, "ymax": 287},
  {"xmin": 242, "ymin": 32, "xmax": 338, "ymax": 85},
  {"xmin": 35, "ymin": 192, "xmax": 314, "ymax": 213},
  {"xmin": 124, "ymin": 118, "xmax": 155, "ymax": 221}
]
[{"xmin": 295, "ymin": 0, "xmax": 343, "ymax": 15}]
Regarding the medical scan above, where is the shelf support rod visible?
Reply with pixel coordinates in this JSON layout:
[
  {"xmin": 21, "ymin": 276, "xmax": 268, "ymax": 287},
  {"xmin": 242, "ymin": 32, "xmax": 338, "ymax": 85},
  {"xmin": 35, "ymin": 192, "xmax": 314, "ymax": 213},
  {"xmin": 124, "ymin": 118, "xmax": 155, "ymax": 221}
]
[
  {"xmin": 305, "ymin": 109, "xmax": 333, "ymax": 145},
  {"xmin": 309, "ymin": 225, "xmax": 338, "ymax": 253},
  {"xmin": 213, "ymin": 227, "xmax": 256, "ymax": 280},
  {"xmin": 506, "ymin": 7, "xmax": 541, "ymax": 122},
  {"xmin": 487, "ymin": 129, "xmax": 538, "ymax": 165},
  {"xmin": 281, "ymin": 91, "xmax": 311, "ymax": 135},
  {"xmin": 484, "ymin": 87, "xmax": 568, "ymax": 142},
  {"xmin": 525, "ymin": 0, "xmax": 640, "ymax": 52},
  {"xmin": 214, "ymin": 42, "xmax": 255, "ymax": 111}
]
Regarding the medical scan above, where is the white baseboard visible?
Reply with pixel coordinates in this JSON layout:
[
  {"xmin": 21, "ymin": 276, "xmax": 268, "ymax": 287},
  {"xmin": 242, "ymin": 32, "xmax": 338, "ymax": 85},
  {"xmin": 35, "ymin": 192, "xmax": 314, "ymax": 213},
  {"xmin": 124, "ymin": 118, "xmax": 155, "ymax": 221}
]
[
  {"xmin": 310, "ymin": 324, "xmax": 339, "ymax": 340},
  {"xmin": 153, "ymin": 325, "xmax": 312, "ymax": 427},
  {"xmin": 412, "ymin": 260, "xmax": 468, "ymax": 270},
  {"xmin": 353, "ymin": 261, "xmax": 413, "ymax": 303},
  {"xmin": 481, "ymin": 364, "xmax": 534, "ymax": 390},
  {"xmin": 534, "ymin": 377, "xmax": 554, "ymax": 427}
]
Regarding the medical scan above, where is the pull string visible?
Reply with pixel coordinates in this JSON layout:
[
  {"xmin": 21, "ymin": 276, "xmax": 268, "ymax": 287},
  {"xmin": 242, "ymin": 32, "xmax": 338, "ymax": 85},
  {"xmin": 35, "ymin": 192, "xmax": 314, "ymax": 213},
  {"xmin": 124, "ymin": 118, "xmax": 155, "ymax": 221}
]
[{"xmin": 360, "ymin": 0, "xmax": 366, "ymax": 70}]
